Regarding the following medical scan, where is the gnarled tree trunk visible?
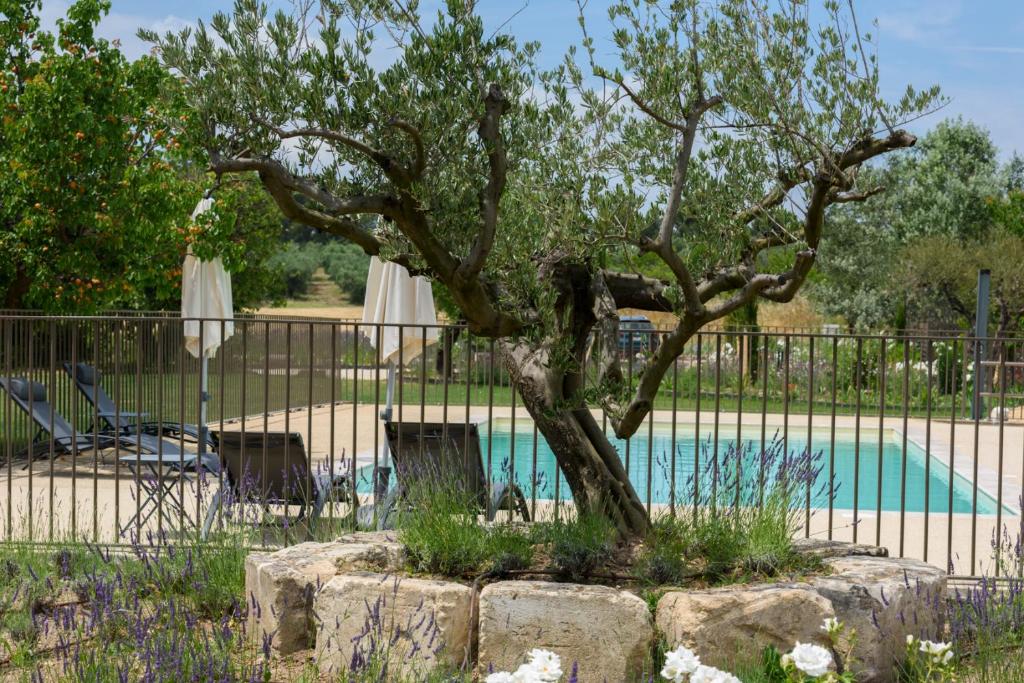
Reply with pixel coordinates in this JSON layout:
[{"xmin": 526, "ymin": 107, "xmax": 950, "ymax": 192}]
[{"xmin": 502, "ymin": 339, "xmax": 650, "ymax": 536}]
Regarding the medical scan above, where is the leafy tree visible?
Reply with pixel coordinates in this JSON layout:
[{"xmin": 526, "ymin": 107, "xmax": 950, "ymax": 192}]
[
  {"xmin": 0, "ymin": 0, "xmax": 196, "ymax": 310},
  {"xmin": 321, "ymin": 241, "xmax": 371, "ymax": 304},
  {"xmin": 811, "ymin": 119, "xmax": 1004, "ymax": 329},
  {"xmin": 149, "ymin": 0, "xmax": 936, "ymax": 536},
  {"xmin": 903, "ymin": 194, "xmax": 1024, "ymax": 339}
]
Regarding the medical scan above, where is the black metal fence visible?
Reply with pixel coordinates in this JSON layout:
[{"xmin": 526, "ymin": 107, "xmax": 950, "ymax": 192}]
[{"xmin": 1, "ymin": 313, "xmax": 1022, "ymax": 579}]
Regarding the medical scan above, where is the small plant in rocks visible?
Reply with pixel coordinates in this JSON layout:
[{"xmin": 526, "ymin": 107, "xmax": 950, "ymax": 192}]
[{"xmin": 540, "ymin": 512, "xmax": 617, "ymax": 582}]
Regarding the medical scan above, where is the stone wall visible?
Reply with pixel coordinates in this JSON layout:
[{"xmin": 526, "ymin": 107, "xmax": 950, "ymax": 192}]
[{"xmin": 244, "ymin": 534, "xmax": 946, "ymax": 682}]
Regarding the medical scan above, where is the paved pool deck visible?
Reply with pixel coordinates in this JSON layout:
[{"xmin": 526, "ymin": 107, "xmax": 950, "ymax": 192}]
[{"xmin": 1, "ymin": 401, "xmax": 1021, "ymax": 577}]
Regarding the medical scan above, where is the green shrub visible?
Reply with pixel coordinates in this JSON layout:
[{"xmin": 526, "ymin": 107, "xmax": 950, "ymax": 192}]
[
  {"xmin": 321, "ymin": 241, "xmax": 371, "ymax": 304},
  {"xmin": 541, "ymin": 512, "xmax": 617, "ymax": 582},
  {"xmin": 397, "ymin": 479, "xmax": 533, "ymax": 578},
  {"xmin": 268, "ymin": 242, "xmax": 320, "ymax": 298}
]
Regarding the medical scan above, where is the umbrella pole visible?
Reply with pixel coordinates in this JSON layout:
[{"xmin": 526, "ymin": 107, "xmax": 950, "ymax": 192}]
[{"xmin": 199, "ymin": 354, "xmax": 208, "ymax": 460}]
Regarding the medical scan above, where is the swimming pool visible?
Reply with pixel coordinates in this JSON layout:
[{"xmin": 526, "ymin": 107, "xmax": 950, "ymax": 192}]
[{"xmin": 474, "ymin": 419, "xmax": 1003, "ymax": 515}]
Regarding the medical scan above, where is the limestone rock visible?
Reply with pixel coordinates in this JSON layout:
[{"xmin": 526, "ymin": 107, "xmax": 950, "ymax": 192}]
[
  {"xmin": 793, "ymin": 538, "xmax": 889, "ymax": 559},
  {"xmin": 811, "ymin": 555, "xmax": 946, "ymax": 683},
  {"xmin": 314, "ymin": 572, "xmax": 474, "ymax": 677},
  {"xmin": 244, "ymin": 537, "xmax": 404, "ymax": 654},
  {"xmin": 656, "ymin": 585, "xmax": 835, "ymax": 668},
  {"xmin": 478, "ymin": 580, "xmax": 654, "ymax": 683}
]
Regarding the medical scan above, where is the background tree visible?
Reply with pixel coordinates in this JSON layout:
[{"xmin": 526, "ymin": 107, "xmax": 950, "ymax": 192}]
[
  {"xmin": 0, "ymin": 0, "xmax": 190, "ymax": 311},
  {"xmin": 149, "ymin": 0, "xmax": 937, "ymax": 536},
  {"xmin": 811, "ymin": 119, "xmax": 1003, "ymax": 330},
  {"xmin": 0, "ymin": 0, "xmax": 292, "ymax": 312}
]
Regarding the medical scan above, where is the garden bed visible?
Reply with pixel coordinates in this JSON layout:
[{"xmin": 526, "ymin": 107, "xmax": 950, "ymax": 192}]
[{"xmin": 245, "ymin": 531, "xmax": 946, "ymax": 682}]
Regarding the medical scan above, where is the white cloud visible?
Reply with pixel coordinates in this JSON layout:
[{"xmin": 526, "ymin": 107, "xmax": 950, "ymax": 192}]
[
  {"xmin": 39, "ymin": 0, "xmax": 194, "ymax": 60},
  {"xmin": 875, "ymin": 1, "xmax": 962, "ymax": 44}
]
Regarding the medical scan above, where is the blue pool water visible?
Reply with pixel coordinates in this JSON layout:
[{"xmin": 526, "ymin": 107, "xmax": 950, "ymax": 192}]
[
  {"xmin": 355, "ymin": 420, "xmax": 1004, "ymax": 514},
  {"xmin": 474, "ymin": 420, "xmax": 1002, "ymax": 515}
]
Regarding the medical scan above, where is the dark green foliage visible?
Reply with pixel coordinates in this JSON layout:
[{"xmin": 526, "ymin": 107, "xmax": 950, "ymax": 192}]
[
  {"xmin": 321, "ymin": 241, "xmax": 371, "ymax": 304},
  {"xmin": 268, "ymin": 243, "xmax": 320, "ymax": 299},
  {"xmin": 635, "ymin": 516, "xmax": 691, "ymax": 585},
  {"xmin": 542, "ymin": 513, "xmax": 617, "ymax": 582}
]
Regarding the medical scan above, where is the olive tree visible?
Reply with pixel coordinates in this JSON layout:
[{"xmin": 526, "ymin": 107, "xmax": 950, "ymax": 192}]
[{"xmin": 147, "ymin": 0, "xmax": 937, "ymax": 536}]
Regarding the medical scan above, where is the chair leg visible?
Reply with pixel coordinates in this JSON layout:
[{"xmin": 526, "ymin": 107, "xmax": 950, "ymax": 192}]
[{"xmin": 201, "ymin": 490, "xmax": 222, "ymax": 541}]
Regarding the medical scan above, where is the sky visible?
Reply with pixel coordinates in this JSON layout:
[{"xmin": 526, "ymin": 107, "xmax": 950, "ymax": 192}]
[{"xmin": 39, "ymin": 0, "xmax": 1024, "ymax": 158}]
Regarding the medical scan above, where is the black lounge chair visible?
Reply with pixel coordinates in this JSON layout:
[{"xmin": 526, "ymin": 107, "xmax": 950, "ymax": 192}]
[
  {"xmin": 63, "ymin": 362, "xmax": 212, "ymax": 447},
  {"xmin": 0, "ymin": 377, "xmax": 215, "ymax": 467},
  {"xmin": 360, "ymin": 421, "xmax": 530, "ymax": 530},
  {"xmin": 1, "ymin": 377, "xmax": 121, "ymax": 460},
  {"xmin": 202, "ymin": 431, "xmax": 351, "ymax": 539}
]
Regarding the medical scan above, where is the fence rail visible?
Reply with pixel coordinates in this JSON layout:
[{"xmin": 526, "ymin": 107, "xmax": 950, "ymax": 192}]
[{"xmin": 1, "ymin": 313, "xmax": 1022, "ymax": 579}]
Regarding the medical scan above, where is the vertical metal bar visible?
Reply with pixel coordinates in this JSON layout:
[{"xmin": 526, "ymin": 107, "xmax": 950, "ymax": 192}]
[
  {"xmin": 626, "ymin": 331, "xmax": 634, "ymax": 477},
  {"xmin": 25, "ymin": 320, "xmax": 34, "ymax": 541},
  {"xmin": 947, "ymin": 339, "xmax": 960, "ymax": 573},
  {"xmin": 898, "ymin": 338, "xmax": 910, "ymax": 558},
  {"xmin": 805, "ymin": 334, "xmax": 814, "ymax": 537},
  {"xmin": 307, "ymin": 323, "xmax": 316, "ymax": 539},
  {"xmin": 397, "ymin": 327, "xmax": 404, "ymax": 469},
  {"xmin": 350, "ymin": 324, "xmax": 359, "ymax": 531},
  {"xmin": 50, "ymin": 319, "xmax": 59, "ymax": 542},
  {"xmin": 70, "ymin": 323, "xmax": 79, "ymax": 542},
  {"xmin": 261, "ymin": 322, "xmax": 270, "ymax": 549},
  {"xmin": 783, "ymin": 335, "xmax": 790, "ymax": 457},
  {"xmin": 995, "ymin": 338, "xmax": 1007, "ymax": 573},
  {"xmin": 284, "ymin": 323, "xmax": 295, "ymax": 545},
  {"xmin": 91, "ymin": 319, "xmax": 100, "ymax": 542},
  {"xmin": 712, "ymin": 334, "xmax": 722, "ymax": 503},
  {"xmin": 735, "ymin": 331, "xmax": 744, "ymax": 511},
  {"xmin": 828, "ymin": 335, "xmax": 838, "ymax": 540},
  {"xmin": 875, "ymin": 336, "xmax": 887, "ymax": 546},
  {"xmin": 509, "ymin": 372, "xmax": 517, "ymax": 520},
  {"xmin": 465, "ymin": 330, "xmax": 472, "ymax": 480},
  {"xmin": 329, "ymin": 323, "xmax": 338, "ymax": 521},
  {"xmin": 420, "ymin": 329, "xmax": 427, "ymax": 462},
  {"xmin": 3, "ymin": 319, "xmax": 12, "ymax": 541},
  {"xmin": 694, "ymin": 334, "xmax": 702, "ymax": 506},
  {"xmin": 923, "ymin": 338, "xmax": 933, "ymax": 564},
  {"xmin": 970, "ymin": 334, "xmax": 982, "ymax": 575},
  {"xmin": 853, "ymin": 337, "xmax": 863, "ymax": 543},
  {"xmin": 760, "ymin": 333, "xmax": 769, "ymax": 456},
  {"xmin": 486, "ymin": 339, "xmax": 495, "ymax": 514},
  {"xmin": 670, "ymin": 346, "xmax": 678, "ymax": 516}
]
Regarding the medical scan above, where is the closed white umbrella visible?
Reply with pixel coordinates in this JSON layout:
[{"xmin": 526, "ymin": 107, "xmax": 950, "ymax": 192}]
[
  {"xmin": 181, "ymin": 195, "xmax": 234, "ymax": 457},
  {"xmin": 361, "ymin": 256, "xmax": 437, "ymax": 479}
]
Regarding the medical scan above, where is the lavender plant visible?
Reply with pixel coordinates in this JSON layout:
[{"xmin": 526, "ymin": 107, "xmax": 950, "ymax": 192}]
[{"xmin": 639, "ymin": 435, "xmax": 827, "ymax": 582}]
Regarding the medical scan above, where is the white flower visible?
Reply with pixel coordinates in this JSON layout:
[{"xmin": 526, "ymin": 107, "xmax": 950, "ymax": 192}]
[
  {"xmin": 526, "ymin": 649, "xmax": 563, "ymax": 682},
  {"xmin": 691, "ymin": 664, "xmax": 740, "ymax": 683},
  {"xmin": 821, "ymin": 618, "xmax": 841, "ymax": 636},
  {"xmin": 661, "ymin": 646, "xmax": 701, "ymax": 681},
  {"xmin": 486, "ymin": 673, "xmax": 516, "ymax": 683},
  {"xmin": 919, "ymin": 640, "xmax": 954, "ymax": 664},
  {"xmin": 787, "ymin": 642, "xmax": 833, "ymax": 678},
  {"xmin": 511, "ymin": 664, "xmax": 543, "ymax": 683},
  {"xmin": 906, "ymin": 634, "xmax": 915, "ymax": 646}
]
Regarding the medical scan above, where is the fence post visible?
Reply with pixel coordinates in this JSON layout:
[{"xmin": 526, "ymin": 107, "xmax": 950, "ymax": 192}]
[{"xmin": 972, "ymin": 269, "xmax": 990, "ymax": 421}]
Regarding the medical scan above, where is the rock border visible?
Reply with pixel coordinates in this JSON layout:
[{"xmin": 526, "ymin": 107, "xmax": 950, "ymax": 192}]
[{"xmin": 244, "ymin": 534, "xmax": 945, "ymax": 683}]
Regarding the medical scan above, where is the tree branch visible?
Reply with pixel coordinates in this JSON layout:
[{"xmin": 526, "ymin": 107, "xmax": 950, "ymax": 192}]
[
  {"xmin": 607, "ymin": 130, "xmax": 918, "ymax": 438},
  {"xmin": 639, "ymin": 94, "xmax": 723, "ymax": 314},
  {"xmin": 209, "ymin": 153, "xmax": 389, "ymax": 254},
  {"xmin": 601, "ymin": 270, "xmax": 675, "ymax": 311},
  {"xmin": 270, "ymin": 125, "xmax": 415, "ymax": 186},
  {"xmin": 459, "ymin": 84, "xmax": 509, "ymax": 282}
]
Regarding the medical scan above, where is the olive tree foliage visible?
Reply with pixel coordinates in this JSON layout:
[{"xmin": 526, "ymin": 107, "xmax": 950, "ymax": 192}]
[{"xmin": 147, "ymin": 0, "xmax": 937, "ymax": 535}]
